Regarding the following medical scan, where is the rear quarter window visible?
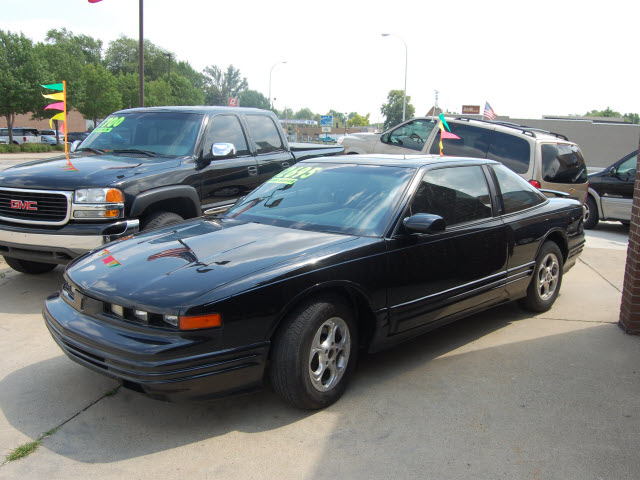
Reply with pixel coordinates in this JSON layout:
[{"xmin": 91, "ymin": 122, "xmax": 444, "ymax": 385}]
[
  {"xmin": 487, "ymin": 131, "xmax": 531, "ymax": 174},
  {"xmin": 541, "ymin": 144, "xmax": 588, "ymax": 184},
  {"xmin": 493, "ymin": 164, "xmax": 546, "ymax": 214},
  {"xmin": 429, "ymin": 124, "xmax": 491, "ymax": 158}
]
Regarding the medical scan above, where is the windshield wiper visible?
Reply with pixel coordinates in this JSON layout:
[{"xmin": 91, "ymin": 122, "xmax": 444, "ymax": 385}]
[
  {"xmin": 113, "ymin": 149, "xmax": 157, "ymax": 157},
  {"xmin": 77, "ymin": 147, "xmax": 104, "ymax": 155}
]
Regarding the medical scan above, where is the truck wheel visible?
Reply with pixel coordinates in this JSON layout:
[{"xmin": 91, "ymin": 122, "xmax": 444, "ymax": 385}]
[
  {"xmin": 269, "ymin": 295, "xmax": 358, "ymax": 409},
  {"xmin": 519, "ymin": 241, "xmax": 563, "ymax": 313},
  {"xmin": 141, "ymin": 211, "xmax": 183, "ymax": 231},
  {"xmin": 3, "ymin": 256, "xmax": 57, "ymax": 274},
  {"xmin": 583, "ymin": 196, "xmax": 599, "ymax": 229}
]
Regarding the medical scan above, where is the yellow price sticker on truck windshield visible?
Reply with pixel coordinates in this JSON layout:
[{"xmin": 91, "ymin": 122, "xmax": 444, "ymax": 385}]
[
  {"xmin": 94, "ymin": 116, "xmax": 126, "ymax": 133},
  {"xmin": 267, "ymin": 166, "xmax": 322, "ymax": 185}
]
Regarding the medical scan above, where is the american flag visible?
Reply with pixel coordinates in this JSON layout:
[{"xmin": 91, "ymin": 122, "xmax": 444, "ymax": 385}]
[{"xmin": 483, "ymin": 102, "xmax": 497, "ymax": 121}]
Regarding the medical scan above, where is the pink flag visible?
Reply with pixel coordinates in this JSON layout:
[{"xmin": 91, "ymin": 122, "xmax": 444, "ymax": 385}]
[
  {"xmin": 441, "ymin": 130, "xmax": 461, "ymax": 140},
  {"xmin": 44, "ymin": 102, "xmax": 65, "ymax": 111}
]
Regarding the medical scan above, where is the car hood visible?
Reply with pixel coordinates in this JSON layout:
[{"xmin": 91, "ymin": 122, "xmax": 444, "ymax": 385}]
[
  {"xmin": 0, "ymin": 153, "xmax": 181, "ymax": 190},
  {"xmin": 67, "ymin": 219, "xmax": 361, "ymax": 311}
]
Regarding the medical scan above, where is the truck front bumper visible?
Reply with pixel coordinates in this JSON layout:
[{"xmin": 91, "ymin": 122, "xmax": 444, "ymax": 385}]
[{"xmin": 0, "ymin": 219, "xmax": 139, "ymax": 264}]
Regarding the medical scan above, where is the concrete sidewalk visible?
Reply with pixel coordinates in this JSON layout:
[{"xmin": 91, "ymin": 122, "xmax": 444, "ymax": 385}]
[{"xmin": 0, "ymin": 229, "xmax": 638, "ymax": 479}]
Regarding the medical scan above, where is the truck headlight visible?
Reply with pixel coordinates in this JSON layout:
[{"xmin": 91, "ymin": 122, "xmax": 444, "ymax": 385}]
[
  {"xmin": 74, "ymin": 188, "xmax": 124, "ymax": 203},
  {"xmin": 73, "ymin": 188, "xmax": 124, "ymax": 219}
]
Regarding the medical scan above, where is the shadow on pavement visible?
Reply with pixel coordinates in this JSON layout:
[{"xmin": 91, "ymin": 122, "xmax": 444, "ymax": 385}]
[{"xmin": 0, "ymin": 267, "xmax": 63, "ymax": 315}]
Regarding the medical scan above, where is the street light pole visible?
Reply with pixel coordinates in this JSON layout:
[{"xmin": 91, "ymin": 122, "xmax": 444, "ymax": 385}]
[
  {"xmin": 164, "ymin": 53, "xmax": 171, "ymax": 83},
  {"xmin": 381, "ymin": 33, "xmax": 408, "ymax": 122},
  {"xmin": 139, "ymin": 0, "xmax": 144, "ymax": 107},
  {"xmin": 269, "ymin": 61, "xmax": 287, "ymax": 110}
]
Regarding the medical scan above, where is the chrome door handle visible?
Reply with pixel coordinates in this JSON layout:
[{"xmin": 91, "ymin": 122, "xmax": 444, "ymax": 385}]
[
  {"xmin": 282, "ymin": 161, "xmax": 290, "ymax": 168},
  {"xmin": 248, "ymin": 166, "xmax": 258, "ymax": 176}
]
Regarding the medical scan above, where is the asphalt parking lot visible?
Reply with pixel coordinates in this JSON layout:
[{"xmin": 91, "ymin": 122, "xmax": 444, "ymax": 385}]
[{"xmin": 0, "ymin": 154, "xmax": 639, "ymax": 479}]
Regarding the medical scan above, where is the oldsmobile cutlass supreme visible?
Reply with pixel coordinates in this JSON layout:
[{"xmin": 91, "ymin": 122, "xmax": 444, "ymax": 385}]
[{"xmin": 43, "ymin": 155, "xmax": 585, "ymax": 409}]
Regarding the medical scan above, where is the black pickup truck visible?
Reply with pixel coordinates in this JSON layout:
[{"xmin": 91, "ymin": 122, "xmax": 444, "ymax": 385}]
[{"xmin": 0, "ymin": 106, "xmax": 343, "ymax": 274}]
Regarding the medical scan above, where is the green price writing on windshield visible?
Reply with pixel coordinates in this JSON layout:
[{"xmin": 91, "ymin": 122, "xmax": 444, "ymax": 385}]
[
  {"xmin": 94, "ymin": 116, "xmax": 125, "ymax": 133},
  {"xmin": 267, "ymin": 166, "xmax": 323, "ymax": 185}
]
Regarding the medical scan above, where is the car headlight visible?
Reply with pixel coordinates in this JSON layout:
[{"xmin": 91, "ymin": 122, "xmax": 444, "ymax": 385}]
[
  {"xmin": 73, "ymin": 188, "xmax": 124, "ymax": 219},
  {"xmin": 74, "ymin": 188, "xmax": 124, "ymax": 203}
]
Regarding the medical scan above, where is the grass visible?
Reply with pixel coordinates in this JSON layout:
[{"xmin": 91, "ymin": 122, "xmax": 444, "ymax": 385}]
[
  {"xmin": 104, "ymin": 387, "xmax": 119, "ymax": 397},
  {"xmin": 5, "ymin": 440, "xmax": 41, "ymax": 462}
]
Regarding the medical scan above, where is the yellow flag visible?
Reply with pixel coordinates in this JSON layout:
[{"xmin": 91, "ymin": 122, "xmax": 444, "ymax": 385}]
[
  {"xmin": 49, "ymin": 112, "xmax": 65, "ymax": 128},
  {"xmin": 43, "ymin": 92, "xmax": 65, "ymax": 101}
]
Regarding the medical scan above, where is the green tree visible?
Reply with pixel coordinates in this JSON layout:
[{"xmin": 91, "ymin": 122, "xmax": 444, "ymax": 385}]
[
  {"xmin": 202, "ymin": 65, "xmax": 248, "ymax": 106},
  {"xmin": 293, "ymin": 108, "xmax": 316, "ymax": 120},
  {"xmin": 45, "ymin": 28, "xmax": 102, "ymax": 65},
  {"xmin": 168, "ymin": 74, "xmax": 204, "ymax": 105},
  {"xmin": 380, "ymin": 90, "xmax": 415, "ymax": 129},
  {"xmin": 327, "ymin": 109, "xmax": 345, "ymax": 128},
  {"xmin": 0, "ymin": 30, "xmax": 45, "ymax": 143},
  {"xmin": 76, "ymin": 63, "xmax": 122, "ymax": 126},
  {"xmin": 145, "ymin": 79, "xmax": 172, "ymax": 106},
  {"xmin": 348, "ymin": 112, "xmax": 370, "ymax": 127},
  {"xmin": 585, "ymin": 107, "xmax": 622, "ymax": 118},
  {"xmin": 624, "ymin": 113, "xmax": 640, "ymax": 125},
  {"xmin": 118, "ymin": 72, "xmax": 140, "ymax": 109},
  {"xmin": 238, "ymin": 89, "xmax": 270, "ymax": 109}
]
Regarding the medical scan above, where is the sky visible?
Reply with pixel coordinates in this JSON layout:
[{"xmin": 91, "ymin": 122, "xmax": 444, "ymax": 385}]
[{"xmin": 1, "ymin": 0, "xmax": 639, "ymax": 121}]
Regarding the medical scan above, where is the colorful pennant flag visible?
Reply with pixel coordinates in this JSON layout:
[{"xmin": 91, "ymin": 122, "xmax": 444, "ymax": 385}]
[{"xmin": 41, "ymin": 81, "xmax": 77, "ymax": 171}]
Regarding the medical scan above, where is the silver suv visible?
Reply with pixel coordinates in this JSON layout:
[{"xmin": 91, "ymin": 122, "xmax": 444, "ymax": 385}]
[
  {"xmin": 341, "ymin": 117, "xmax": 589, "ymax": 203},
  {"xmin": 0, "ymin": 127, "xmax": 41, "ymax": 145}
]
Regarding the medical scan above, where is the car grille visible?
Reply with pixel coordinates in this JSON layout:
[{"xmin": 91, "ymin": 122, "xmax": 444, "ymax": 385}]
[{"xmin": 0, "ymin": 188, "xmax": 70, "ymax": 225}]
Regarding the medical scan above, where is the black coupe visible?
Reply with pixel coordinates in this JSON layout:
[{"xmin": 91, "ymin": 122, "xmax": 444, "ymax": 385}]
[{"xmin": 44, "ymin": 155, "xmax": 585, "ymax": 409}]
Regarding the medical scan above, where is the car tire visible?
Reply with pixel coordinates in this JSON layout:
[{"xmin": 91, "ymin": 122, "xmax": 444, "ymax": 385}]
[
  {"xmin": 520, "ymin": 241, "xmax": 563, "ymax": 313},
  {"xmin": 141, "ymin": 211, "xmax": 183, "ymax": 231},
  {"xmin": 3, "ymin": 256, "xmax": 57, "ymax": 274},
  {"xmin": 270, "ymin": 295, "xmax": 358, "ymax": 409},
  {"xmin": 583, "ymin": 196, "xmax": 599, "ymax": 229}
]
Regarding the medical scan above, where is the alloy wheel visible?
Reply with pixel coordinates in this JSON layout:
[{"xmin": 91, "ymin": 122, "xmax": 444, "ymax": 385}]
[
  {"xmin": 538, "ymin": 253, "xmax": 560, "ymax": 301},
  {"xmin": 308, "ymin": 317, "xmax": 351, "ymax": 392}
]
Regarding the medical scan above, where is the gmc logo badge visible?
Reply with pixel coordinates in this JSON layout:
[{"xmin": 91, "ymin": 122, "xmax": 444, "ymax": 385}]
[{"xmin": 10, "ymin": 200, "xmax": 38, "ymax": 211}]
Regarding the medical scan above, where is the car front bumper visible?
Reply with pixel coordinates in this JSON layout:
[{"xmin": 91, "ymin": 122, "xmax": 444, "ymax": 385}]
[
  {"xmin": 43, "ymin": 293, "xmax": 269, "ymax": 402},
  {"xmin": 0, "ymin": 219, "xmax": 139, "ymax": 264}
]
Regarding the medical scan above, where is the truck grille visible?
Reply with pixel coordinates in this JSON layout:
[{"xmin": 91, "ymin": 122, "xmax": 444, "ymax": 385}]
[{"xmin": 0, "ymin": 188, "xmax": 71, "ymax": 225}]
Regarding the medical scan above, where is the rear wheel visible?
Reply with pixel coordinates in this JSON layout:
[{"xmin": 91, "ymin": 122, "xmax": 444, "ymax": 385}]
[
  {"xmin": 141, "ymin": 211, "xmax": 183, "ymax": 231},
  {"xmin": 583, "ymin": 196, "xmax": 599, "ymax": 229},
  {"xmin": 3, "ymin": 256, "xmax": 57, "ymax": 274},
  {"xmin": 520, "ymin": 242, "xmax": 563, "ymax": 312},
  {"xmin": 270, "ymin": 295, "xmax": 358, "ymax": 409}
]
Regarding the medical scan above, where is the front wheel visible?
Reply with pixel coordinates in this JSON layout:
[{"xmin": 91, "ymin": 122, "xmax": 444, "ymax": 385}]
[
  {"xmin": 141, "ymin": 211, "xmax": 184, "ymax": 231},
  {"xmin": 269, "ymin": 295, "xmax": 358, "ymax": 409},
  {"xmin": 519, "ymin": 242, "xmax": 563, "ymax": 312},
  {"xmin": 3, "ymin": 256, "xmax": 57, "ymax": 274}
]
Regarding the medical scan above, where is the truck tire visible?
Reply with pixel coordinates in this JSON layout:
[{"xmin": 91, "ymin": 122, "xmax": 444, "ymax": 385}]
[
  {"xmin": 141, "ymin": 211, "xmax": 184, "ymax": 232},
  {"xmin": 3, "ymin": 256, "xmax": 57, "ymax": 274},
  {"xmin": 583, "ymin": 196, "xmax": 599, "ymax": 229}
]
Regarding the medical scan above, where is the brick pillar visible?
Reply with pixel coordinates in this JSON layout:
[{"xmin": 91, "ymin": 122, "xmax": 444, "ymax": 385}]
[{"xmin": 619, "ymin": 134, "xmax": 640, "ymax": 334}]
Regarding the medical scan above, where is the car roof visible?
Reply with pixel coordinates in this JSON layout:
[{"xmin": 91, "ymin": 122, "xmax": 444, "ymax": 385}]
[
  {"xmin": 301, "ymin": 154, "xmax": 500, "ymax": 169},
  {"xmin": 114, "ymin": 106, "xmax": 274, "ymax": 116}
]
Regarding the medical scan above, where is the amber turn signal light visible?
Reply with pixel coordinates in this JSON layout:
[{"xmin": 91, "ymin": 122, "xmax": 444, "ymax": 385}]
[
  {"xmin": 106, "ymin": 188, "xmax": 124, "ymax": 203},
  {"xmin": 179, "ymin": 313, "xmax": 222, "ymax": 330}
]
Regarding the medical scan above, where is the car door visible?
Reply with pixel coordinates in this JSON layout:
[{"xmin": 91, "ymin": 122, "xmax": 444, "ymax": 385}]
[
  {"xmin": 386, "ymin": 164, "xmax": 509, "ymax": 333},
  {"xmin": 243, "ymin": 114, "xmax": 295, "ymax": 183},
  {"xmin": 599, "ymin": 152, "xmax": 637, "ymax": 221},
  {"xmin": 374, "ymin": 119, "xmax": 438, "ymax": 154},
  {"xmin": 198, "ymin": 114, "xmax": 260, "ymax": 212}
]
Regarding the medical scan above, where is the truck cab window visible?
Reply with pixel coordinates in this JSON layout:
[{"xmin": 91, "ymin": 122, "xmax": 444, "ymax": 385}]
[
  {"xmin": 204, "ymin": 115, "xmax": 250, "ymax": 157},
  {"xmin": 245, "ymin": 115, "xmax": 284, "ymax": 154}
]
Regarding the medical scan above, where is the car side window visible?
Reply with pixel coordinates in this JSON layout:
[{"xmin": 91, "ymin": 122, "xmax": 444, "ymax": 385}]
[
  {"xmin": 487, "ymin": 130, "xmax": 531, "ymax": 174},
  {"xmin": 409, "ymin": 166, "xmax": 492, "ymax": 226},
  {"xmin": 245, "ymin": 115, "xmax": 284, "ymax": 154},
  {"xmin": 429, "ymin": 123, "xmax": 491, "ymax": 158},
  {"xmin": 387, "ymin": 119, "xmax": 437, "ymax": 151},
  {"xmin": 616, "ymin": 154, "xmax": 637, "ymax": 177},
  {"xmin": 493, "ymin": 164, "xmax": 546, "ymax": 214},
  {"xmin": 204, "ymin": 115, "xmax": 250, "ymax": 157}
]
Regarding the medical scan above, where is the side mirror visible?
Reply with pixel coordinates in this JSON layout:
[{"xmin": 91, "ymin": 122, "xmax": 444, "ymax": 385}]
[
  {"xmin": 70, "ymin": 140, "xmax": 81, "ymax": 152},
  {"xmin": 380, "ymin": 133, "xmax": 389, "ymax": 144},
  {"xmin": 206, "ymin": 142, "xmax": 237, "ymax": 160},
  {"xmin": 403, "ymin": 213, "xmax": 446, "ymax": 235}
]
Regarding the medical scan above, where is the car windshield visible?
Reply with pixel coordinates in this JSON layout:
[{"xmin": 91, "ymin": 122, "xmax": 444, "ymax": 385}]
[
  {"xmin": 223, "ymin": 163, "xmax": 415, "ymax": 236},
  {"xmin": 80, "ymin": 111, "xmax": 203, "ymax": 157}
]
